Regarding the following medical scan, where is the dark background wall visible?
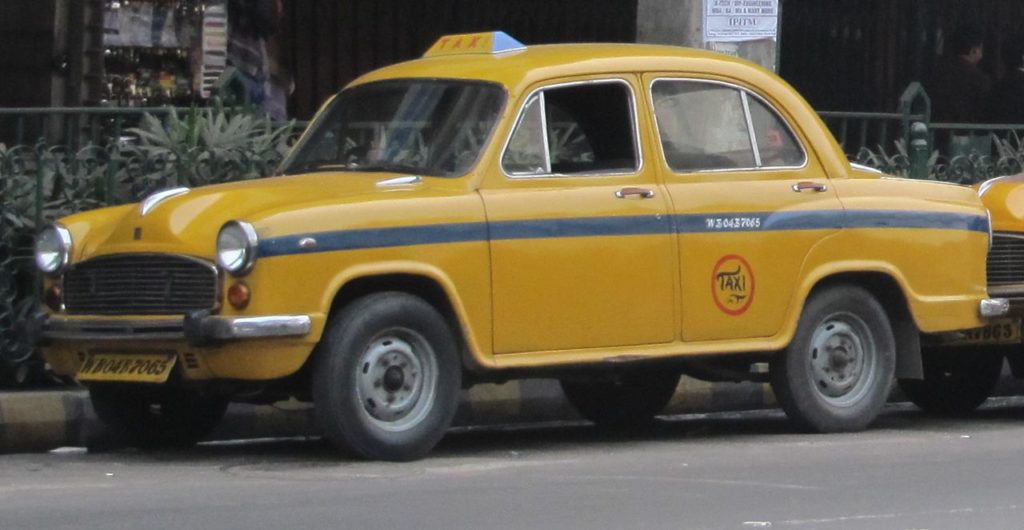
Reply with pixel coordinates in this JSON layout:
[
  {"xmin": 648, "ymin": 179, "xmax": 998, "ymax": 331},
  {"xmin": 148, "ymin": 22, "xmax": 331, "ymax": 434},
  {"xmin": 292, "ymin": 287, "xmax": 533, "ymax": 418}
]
[
  {"xmin": 4, "ymin": 0, "xmax": 1023, "ymax": 117},
  {"xmin": 780, "ymin": 0, "xmax": 1024, "ymax": 112},
  {"xmin": 0, "ymin": 0, "xmax": 61, "ymax": 107},
  {"xmin": 280, "ymin": 0, "xmax": 639, "ymax": 118}
]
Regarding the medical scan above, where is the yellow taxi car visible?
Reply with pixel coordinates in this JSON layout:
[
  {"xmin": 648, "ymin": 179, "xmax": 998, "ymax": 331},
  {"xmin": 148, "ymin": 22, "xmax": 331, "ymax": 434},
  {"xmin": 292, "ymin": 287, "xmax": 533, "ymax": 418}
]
[
  {"xmin": 898, "ymin": 175, "xmax": 1024, "ymax": 415},
  {"xmin": 31, "ymin": 32, "xmax": 1010, "ymax": 460}
]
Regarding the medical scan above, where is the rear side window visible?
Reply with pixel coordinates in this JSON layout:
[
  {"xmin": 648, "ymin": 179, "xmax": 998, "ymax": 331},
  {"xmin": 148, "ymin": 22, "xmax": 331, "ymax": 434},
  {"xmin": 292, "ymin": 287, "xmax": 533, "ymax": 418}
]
[
  {"xmin": 747, "ymin": 96, "xmax": 805, "ymax": 167},
  {"xmin": 502, "ymin": 81, "xmax": 639, "ymax": 176},
  {"xmin": 651, "ymin": 79, "xmax": 805, "ymax": 172}
]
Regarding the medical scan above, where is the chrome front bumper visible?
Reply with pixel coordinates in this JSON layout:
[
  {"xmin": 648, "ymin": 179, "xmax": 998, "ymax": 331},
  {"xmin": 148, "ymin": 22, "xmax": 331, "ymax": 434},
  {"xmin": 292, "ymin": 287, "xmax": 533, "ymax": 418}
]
[{"xmin": 31, "ymin": 311, "xmax": 311, "ymax": 346}]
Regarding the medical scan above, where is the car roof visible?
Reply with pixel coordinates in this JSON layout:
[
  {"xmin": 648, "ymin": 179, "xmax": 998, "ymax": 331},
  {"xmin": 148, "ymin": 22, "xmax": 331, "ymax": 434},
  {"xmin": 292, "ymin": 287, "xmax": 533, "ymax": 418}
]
[{"xmin": 350, "ymin": 43, "xmax": 774, "ymax": 95}]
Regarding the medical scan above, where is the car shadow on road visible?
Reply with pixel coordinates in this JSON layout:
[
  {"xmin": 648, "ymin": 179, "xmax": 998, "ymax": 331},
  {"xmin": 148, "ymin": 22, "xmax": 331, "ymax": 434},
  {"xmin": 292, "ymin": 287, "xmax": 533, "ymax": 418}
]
[{"xmin": 104, "ymin": 397, "xmax": 1024, "ymax": 463}]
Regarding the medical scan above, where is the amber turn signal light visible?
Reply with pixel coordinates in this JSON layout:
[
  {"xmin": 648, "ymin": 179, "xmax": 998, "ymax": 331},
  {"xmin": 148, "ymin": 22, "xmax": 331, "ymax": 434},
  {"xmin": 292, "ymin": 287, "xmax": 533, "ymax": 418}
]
[
  {"xmin": 227, "ymin": 282, "xmax": 251, "ymax": 310},
  {"xmin": 45, "ymin": 285, "xmax": 64, "ymax": 312}
]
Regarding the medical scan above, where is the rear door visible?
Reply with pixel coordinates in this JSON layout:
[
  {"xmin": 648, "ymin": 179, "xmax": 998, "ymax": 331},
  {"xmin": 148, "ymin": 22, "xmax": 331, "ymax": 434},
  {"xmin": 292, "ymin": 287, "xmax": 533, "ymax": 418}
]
[{"xmin": 645, "ymin": 76, "xmax": 843, "ymax": 342}]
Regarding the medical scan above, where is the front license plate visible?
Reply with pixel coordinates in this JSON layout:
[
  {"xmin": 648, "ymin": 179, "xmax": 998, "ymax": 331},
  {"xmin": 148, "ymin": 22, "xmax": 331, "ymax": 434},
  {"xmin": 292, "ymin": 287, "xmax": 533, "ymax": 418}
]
[
  {"xmin": 946, "ymin": 319, "xmax": 1023, "ymax": 346},
  {"xmin": 77, "ymin": 352, "xmax": 177, "ymax": 383}
]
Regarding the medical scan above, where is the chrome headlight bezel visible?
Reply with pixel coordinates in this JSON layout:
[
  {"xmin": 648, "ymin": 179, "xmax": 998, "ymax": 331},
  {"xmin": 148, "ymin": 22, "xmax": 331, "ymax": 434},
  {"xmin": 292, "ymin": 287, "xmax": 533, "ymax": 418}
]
[
  {"xmin": 35, "ymin": 224, "xmax": 73, "ymax": 276},
  {"xmin": 216, "ymin": 221, "xmax": 259, "ymax": 276}
]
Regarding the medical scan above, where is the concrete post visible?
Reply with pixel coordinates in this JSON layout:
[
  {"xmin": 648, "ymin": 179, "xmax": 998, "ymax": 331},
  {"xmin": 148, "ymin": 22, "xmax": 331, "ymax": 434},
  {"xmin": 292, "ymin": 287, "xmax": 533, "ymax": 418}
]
[{"xmin": 636, "ymin": 0, "xmax": 779, "ymax": 72}]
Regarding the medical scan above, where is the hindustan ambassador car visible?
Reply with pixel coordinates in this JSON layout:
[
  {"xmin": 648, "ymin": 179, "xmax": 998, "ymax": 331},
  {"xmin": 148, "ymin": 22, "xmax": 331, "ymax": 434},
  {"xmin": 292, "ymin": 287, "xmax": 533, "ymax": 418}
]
[
  {"xmin": 31, "ymin": 32, "xmax": 1009, "ymax": 461},
  {"xmin": 898, "ymin": 175, "xmax": 1024, "ymax": 416}
]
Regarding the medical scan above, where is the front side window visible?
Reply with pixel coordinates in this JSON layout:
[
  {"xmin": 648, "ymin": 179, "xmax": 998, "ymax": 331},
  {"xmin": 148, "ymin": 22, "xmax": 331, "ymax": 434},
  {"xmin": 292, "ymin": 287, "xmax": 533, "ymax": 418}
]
[
  {"xmin": 502, "ymin": 81, "xmax": 639, "ymax": 176},
  {"xmin": 651, "ymin": 79, "xmax": 806, "ymax": 172},
  {"xmin": 280, "ymin": 79, "xmax": 505, "ymax": 177}
]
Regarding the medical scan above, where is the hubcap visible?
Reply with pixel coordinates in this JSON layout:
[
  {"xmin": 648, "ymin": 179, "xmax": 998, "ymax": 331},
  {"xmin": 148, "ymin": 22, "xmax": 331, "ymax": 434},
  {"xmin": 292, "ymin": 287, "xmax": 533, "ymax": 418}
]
[
  {"xmin": 807, "ymin": 312, "xmax": 878, "ymax": 406},
  {"xmin": 355, "ymin": 329, "xmax": 438, "ymax": 432}
]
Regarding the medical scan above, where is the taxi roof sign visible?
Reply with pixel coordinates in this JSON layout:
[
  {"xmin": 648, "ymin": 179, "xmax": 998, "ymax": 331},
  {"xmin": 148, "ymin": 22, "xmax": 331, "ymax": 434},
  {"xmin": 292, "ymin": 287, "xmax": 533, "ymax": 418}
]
[{"xmin": 424, "ymin": 31, "xmax": 526, "ymax": 58}]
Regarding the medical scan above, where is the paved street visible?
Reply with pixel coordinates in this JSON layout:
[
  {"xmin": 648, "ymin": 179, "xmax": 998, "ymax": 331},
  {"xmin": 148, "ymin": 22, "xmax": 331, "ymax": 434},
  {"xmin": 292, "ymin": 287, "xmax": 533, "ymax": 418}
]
[{"xmin": 4, "ymin": 399, "xmax": 1024, "ymax": 530}]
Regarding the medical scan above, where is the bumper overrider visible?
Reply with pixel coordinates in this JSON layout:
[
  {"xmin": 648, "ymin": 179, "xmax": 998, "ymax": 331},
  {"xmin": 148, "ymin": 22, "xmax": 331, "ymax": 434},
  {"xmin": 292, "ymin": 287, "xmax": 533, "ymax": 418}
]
[{"xmin": 26, "ymin": 310, "xmax": 312, "ymax": 347}]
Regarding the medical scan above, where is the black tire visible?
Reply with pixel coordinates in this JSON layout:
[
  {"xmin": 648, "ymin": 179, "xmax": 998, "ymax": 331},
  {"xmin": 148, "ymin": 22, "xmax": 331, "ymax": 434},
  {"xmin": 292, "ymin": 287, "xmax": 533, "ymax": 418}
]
[
  {"xmin": 898, "ymin": 347, "xmax": 1005, "ymax": 415},
  {"xmin": 770, "ymin": 285, "xmax": 896, "ymax": 432},
  {"xmin": 89, "ymin": 384, "xmax": 228, "ymax": 449},
  {"xmin": 560, "ymin": 371, "xmax": 680, "ymax": 427},
  {"xmin": 313, "ymin": 292, "xmax": 461, "ymax": 461}
]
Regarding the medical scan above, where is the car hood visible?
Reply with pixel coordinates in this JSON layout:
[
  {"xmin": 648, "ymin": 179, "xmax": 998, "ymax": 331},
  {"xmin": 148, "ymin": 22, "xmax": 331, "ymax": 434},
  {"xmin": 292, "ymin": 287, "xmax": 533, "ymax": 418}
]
[{"xmin": 65, "ymin": 172, "xmax": 456, "ymax": 261}]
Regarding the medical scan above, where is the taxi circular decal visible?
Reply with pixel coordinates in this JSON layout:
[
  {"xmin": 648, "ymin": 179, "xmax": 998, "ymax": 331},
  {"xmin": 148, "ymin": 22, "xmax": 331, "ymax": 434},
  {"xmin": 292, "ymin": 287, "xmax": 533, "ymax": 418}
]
[{"xmin": 712, "ymin": 255, "xmax": 755, "ymax": 316}]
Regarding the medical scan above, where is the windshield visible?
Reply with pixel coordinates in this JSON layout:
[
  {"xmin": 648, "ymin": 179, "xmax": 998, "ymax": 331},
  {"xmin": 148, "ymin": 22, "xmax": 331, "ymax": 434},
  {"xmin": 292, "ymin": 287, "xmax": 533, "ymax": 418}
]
[{"xmin": 280, "ymin": 79, "xmax": 506, "ymax": 177}]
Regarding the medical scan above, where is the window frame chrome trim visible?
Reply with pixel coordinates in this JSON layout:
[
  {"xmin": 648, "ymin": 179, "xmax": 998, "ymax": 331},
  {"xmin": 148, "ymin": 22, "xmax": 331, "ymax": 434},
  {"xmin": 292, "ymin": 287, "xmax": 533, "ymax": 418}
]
[{"xmin": 740, "ymin": 91, "xmax": 762, "ymax": 167}]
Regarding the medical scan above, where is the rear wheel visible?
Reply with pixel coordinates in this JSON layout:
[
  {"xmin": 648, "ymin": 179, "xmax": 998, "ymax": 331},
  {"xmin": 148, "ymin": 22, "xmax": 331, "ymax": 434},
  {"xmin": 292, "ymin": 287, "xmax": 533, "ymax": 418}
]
[
  {"xmin": 770, "ymin": 285, "xmax": 895, "ymax": 432},
  {"xmin": 899, "ymin": 347, "xmax": 1004, "ymax": 415},
  {"xmin": 313, "ymin": 292, "xmax": 461, "ymax": 461},
  {"xmin": 89, "ymin": 384, "xmax": 228, "ymax": 449},
  {"xmin": 560, "ymin": 371, "xmax": 679, "ymax": 427}
]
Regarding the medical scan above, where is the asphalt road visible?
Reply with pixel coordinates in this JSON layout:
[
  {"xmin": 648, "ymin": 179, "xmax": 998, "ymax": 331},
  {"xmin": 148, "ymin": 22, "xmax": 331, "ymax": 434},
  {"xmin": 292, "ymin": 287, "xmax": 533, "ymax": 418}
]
[{"xmin": 4, "ymin": 399, "xmax": 1024, "ymax": 530}]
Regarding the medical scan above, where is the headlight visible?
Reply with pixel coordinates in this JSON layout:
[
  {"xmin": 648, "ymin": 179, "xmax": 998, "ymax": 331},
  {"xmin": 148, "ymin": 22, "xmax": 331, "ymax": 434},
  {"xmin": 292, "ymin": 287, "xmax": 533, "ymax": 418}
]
[
  {"xmin": 217, "ymin": 221, "xmax": 259, "ymax": 275},
  {"xmin": 35, "ymin": 224, "xmax": 72, "ymax": 276}
]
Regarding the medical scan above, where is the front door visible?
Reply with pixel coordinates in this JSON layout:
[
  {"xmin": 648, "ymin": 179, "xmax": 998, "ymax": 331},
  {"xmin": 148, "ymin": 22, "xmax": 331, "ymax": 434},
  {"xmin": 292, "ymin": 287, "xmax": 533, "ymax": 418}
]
[{"xmin": 482, "ymin": 77, "xmax": 678, "ymax": 354}]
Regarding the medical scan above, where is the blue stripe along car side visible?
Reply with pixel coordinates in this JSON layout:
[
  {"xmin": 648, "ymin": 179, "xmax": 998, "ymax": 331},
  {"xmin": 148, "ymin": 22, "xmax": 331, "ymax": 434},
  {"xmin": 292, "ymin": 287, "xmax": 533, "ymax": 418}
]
[{"xmin": 257, "ymin": 209, "xmax": 989, "ymax": 258}]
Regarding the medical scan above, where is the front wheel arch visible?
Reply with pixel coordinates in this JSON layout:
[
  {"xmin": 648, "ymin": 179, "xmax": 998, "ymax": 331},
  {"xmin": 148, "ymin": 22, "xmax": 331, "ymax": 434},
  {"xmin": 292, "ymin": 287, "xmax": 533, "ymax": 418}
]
[{"xmin": 326, "ymin": 272, "xmax": 482, "ymax": 374}]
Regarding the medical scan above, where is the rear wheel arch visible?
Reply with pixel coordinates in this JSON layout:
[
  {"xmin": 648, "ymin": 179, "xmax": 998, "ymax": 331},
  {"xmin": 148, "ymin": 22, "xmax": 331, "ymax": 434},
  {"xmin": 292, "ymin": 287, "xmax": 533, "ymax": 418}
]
[{"xmin": 807, "ymin": 271, "xmax": 922, "ymax": 380}]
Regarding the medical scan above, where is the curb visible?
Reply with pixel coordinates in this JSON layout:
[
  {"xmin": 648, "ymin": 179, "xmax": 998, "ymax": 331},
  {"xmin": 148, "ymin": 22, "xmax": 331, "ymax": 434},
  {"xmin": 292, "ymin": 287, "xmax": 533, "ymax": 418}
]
[{"xmin": 3, "ymin": 372, "xmax": 1023, "ymax": 454}]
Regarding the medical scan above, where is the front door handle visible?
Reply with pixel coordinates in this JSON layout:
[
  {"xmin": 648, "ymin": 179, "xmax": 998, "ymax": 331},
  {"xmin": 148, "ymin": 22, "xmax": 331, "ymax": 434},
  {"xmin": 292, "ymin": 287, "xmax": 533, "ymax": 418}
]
[
  {"xmin": 792, "ymin": 181, "xmax": 828, "ymax": 193},
  {"xmin": 615, "ymin": 187, "xmax": 656, "ymax": 199}
]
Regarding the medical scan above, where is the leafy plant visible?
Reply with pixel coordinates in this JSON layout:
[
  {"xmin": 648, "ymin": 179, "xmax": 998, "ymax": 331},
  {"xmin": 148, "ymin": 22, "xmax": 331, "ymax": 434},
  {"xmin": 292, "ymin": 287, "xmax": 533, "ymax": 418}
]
[
  {"xmin": 0, "ymin": 107, "xmax": 301, "ymax": 388},
  {"xmin": 125, "ymin": 107, "xmax": 295, "ymax": 194}
]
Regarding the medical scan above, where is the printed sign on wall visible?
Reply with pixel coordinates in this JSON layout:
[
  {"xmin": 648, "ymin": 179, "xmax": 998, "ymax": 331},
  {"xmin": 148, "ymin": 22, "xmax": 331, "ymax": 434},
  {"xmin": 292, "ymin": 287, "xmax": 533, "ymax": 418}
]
[{"xmin": 704, "ymin": 0, "xmax": 779, "ymax": 42}]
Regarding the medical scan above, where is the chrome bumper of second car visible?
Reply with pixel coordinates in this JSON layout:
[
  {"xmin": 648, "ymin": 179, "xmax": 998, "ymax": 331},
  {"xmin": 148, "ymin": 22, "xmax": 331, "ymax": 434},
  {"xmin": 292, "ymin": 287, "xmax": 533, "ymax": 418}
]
[
  {"xmin": 31, "ymin": 312, "xmax": 312, "ymax": 346},
  {"xmin": 980, "ymin": 298, "xmax": 1011, "ymax": 318}
]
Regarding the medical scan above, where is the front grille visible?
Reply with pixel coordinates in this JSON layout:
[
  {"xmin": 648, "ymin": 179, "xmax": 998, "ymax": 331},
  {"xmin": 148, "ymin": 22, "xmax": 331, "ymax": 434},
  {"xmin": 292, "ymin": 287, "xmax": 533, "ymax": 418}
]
[
  {"xmin": 64, "ymin": 254, "xmax": 219, "ymax": 315},
  {"xmin": 988, "ymin": 233, "xmax": 1024, "ymax": 288}
]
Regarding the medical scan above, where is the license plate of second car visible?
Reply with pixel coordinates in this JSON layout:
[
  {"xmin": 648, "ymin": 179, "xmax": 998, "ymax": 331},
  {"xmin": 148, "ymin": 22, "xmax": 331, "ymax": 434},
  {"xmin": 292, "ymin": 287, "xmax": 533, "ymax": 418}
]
[{"xmin": 946, "ymin": 319, "xmax": 1023, "ymax": 346}]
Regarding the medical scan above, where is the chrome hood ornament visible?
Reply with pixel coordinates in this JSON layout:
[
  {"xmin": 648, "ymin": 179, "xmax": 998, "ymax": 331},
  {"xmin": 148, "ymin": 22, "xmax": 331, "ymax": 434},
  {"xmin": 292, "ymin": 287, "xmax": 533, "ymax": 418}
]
[{"xmin": 140, "ymin": 187, "xmax": 190, "ymax": 216}]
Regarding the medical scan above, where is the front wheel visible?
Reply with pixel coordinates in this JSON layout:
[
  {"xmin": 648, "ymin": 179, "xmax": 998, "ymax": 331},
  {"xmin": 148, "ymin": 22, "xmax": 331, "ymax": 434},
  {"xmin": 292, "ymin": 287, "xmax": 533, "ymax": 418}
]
[
  {"xmin": 313, "ymin": 292, "xmax": 461, "ymax": 461},
  {"xmin": 89, "ymin": 384, "xmax": 228, "ymax": 449},
  {"xmin": 898, "ymin": 347, "xmax": 1005, "ymax": 415},
  {"xmin": 770, "ymin": 285, "xmax": 895, "ymax": 432},
  {"xmin": 560, "ymin": 371, "xmax": 679, "ymax": 427}
]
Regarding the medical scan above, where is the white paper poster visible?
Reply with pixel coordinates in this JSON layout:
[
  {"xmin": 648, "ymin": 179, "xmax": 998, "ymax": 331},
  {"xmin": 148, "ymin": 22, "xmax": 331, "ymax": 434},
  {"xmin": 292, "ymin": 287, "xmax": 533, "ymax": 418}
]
[{"xmin": 704, "ymin": 0, "xmax": 779, "ymax": 42}]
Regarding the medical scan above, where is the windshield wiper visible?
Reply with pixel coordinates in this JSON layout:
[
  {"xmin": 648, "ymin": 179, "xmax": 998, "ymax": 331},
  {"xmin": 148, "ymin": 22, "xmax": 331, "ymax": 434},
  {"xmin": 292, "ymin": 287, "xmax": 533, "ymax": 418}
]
[
  {"xmin": 345, "ymin": 162, "xmax": 431, "ymax": 175},
  {"xmin": 281, "ymin": 161, "xmax": 433, "ymax": 176}
]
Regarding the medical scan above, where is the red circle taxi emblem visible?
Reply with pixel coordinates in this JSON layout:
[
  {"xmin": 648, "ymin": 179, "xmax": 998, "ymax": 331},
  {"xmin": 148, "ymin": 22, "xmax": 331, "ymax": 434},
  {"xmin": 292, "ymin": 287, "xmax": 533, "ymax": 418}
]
[{"xmin": 712, "ymin": 255, "xmax": 755, "ymax": 316}]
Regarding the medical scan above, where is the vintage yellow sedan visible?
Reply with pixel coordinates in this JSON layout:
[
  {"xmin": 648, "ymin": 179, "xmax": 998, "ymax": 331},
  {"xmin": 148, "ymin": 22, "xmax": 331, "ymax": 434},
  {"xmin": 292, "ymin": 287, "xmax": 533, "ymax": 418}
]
[
  {"xmin": 32, "ymin": 32, "xmax": 1010, "ymax": 460},
  {"xmin": 898, "ymin": 175, "xmax": 1024, "ymax": 415}
]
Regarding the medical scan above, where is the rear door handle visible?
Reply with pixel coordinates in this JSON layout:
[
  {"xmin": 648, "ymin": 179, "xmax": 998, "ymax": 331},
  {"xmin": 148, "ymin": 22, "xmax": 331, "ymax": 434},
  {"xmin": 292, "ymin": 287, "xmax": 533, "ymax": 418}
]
[
  {"xmin": 615, "ymin": 187, "xmax": 656, "ymax": 199},
  {"xmin": 792, "ymin": 181, "xmax": 828, "ymax": 193}
]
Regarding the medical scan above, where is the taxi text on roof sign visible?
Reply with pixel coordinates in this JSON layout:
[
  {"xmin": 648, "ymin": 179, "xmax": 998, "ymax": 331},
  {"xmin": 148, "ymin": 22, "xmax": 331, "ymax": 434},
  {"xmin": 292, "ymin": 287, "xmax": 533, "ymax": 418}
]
[{"xmin": 423, "ymin": 31, "xmax": 526, "ymax": 57}]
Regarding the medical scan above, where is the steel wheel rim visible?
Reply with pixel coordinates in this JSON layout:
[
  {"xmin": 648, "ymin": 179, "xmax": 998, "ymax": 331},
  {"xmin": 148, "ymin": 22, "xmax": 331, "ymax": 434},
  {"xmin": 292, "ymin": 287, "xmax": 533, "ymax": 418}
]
[
  {"xmin": 355, "ymin": 328, "xmax": 438, "ymax": 432},
  {"xmin": 806, "ymin": 311, "xmax": 878, "ymax": 407}
]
